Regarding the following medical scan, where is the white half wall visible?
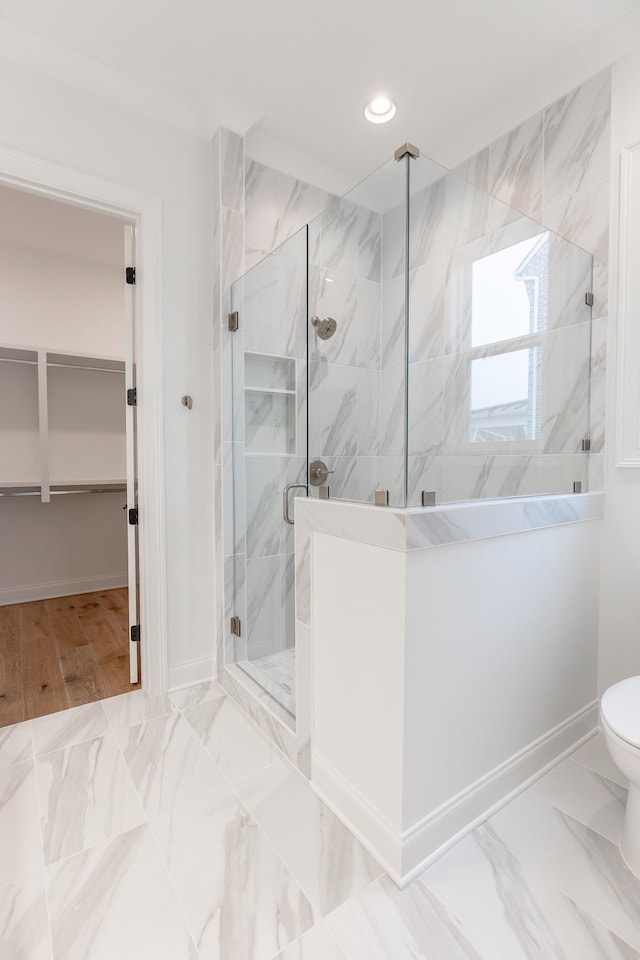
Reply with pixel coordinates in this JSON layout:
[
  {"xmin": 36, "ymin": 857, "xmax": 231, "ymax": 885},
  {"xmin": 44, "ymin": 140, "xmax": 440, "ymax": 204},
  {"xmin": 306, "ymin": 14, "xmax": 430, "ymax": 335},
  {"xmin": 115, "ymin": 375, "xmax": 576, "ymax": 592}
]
[{"xmin": 310, "ymin": 504, "xmax": 601, "ymax": 884}]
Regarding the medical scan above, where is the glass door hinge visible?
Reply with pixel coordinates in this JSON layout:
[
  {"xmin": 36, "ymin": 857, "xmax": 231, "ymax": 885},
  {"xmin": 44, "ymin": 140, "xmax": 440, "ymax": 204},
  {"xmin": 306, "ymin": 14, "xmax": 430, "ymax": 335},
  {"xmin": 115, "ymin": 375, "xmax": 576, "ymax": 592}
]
[
  {"xmin": 375, "ymin": 489, "xmax": 389, "ymax": 507},
  {"xmin": 228, "ymin": 311, "xmax": 239, "ymax": 332},
  {"xmin": 585, "ymin": 292, "xmax": 594, "ymax": 306},
  {"xmin": 581, "ymin": 438, "xmax": 591, "ymax": 451},
  {"xmin": 230, "ymin": 616, "xmax": 241, "ymax": 637}
]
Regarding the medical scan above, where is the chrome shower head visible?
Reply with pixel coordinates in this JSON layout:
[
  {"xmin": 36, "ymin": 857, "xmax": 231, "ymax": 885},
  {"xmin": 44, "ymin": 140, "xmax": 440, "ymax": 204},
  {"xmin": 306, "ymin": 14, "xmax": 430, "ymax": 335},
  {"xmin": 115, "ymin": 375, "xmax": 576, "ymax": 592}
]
[{"xmin": 311, "ymin": 315, "xmax": 337, "ymax": 340}]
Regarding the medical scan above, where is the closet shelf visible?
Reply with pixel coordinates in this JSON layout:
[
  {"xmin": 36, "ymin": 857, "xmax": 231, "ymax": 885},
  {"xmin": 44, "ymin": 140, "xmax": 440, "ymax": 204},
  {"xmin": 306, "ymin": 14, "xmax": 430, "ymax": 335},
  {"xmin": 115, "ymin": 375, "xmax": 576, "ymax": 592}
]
[{"xmin": 0, "ymin": 346, "xmax": 38, "ymax": 363}]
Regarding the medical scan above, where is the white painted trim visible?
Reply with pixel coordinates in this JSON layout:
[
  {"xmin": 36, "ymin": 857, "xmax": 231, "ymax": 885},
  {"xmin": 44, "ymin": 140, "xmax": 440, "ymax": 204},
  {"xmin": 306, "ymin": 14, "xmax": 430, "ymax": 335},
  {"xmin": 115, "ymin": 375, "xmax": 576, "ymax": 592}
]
[
  {"xmin": 0, "ymin": 574, "xmax": 128, "ymax": 606},
  {"xmin": 313, "ymin": 701, "xmax": 599, "ymax": 887},
  {"xmin": 0, "ymin": 144, "xmax": 167, "ymax": 695},
  {"xmin": 615, "ymin": 140, "xmax": 640, "ymax": 467},
  {"xmin": 168, "ymin": 657, "xmax": 216, "ymax": 691}
]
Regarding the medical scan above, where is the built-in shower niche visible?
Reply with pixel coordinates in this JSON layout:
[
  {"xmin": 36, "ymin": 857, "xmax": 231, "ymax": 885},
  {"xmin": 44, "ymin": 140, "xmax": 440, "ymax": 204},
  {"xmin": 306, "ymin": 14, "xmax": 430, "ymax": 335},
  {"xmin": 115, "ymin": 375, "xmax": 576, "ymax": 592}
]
[{"xmin": 244, "ymin": 353, "xmax": 296, "ymax": 455}]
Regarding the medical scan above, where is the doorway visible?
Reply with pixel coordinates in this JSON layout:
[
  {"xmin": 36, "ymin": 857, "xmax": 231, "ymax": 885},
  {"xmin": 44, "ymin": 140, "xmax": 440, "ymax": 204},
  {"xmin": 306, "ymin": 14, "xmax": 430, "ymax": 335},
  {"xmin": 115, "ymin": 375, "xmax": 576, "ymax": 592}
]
[{"xmin": 0, "ymin": 185, "xmax": 140, "ymax": 725}]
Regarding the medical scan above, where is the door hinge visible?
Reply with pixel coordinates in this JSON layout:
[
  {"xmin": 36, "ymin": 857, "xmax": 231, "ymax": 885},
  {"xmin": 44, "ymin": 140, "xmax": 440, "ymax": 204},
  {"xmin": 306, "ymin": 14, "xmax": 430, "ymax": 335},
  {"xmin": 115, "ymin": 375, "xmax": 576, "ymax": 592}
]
[
  {"xmin": 126, "ymin": 266, "xmax": 136, "ymax": 285},
  {"xmin": 128, "ymin": 507, "xmax": 138, "ymax": 525},
  {"xmin": 228, "ymin": 311, "xmax": 239, "ymax": 332},
  {"xmin": 585, "ymin": 291, "xmax": 594, "ymax": 306},
  {"xmin": 230, "ymin": 616, "xmax": 241, "ymax": 637},
  {"xmin": 130, "ymin": 624, "xmax": 141, "ymax": 643},
  {"xmin": 127, "ymin": 387, "xmax": 137, "ymax": 406},
  {"xmin": 581, "ymin": 438, "xmax": 591, "ymax": 451}
]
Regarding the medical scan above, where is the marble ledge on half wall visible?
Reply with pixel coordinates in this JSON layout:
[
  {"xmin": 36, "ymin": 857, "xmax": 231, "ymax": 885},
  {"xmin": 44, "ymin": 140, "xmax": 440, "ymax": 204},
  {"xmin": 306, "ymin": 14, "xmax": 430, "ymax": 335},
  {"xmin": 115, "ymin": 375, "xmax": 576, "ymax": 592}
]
[{"xmin": 296, "ymin": 492, "xmax": 605, "ymax": 553}]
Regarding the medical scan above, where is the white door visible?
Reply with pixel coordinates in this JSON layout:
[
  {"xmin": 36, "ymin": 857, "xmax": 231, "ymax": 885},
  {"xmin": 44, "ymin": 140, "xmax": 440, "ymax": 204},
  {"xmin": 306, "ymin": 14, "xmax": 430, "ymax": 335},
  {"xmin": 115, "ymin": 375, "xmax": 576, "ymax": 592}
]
[{"xmin": 124, "ymin": 225, "xmax": 140, "ymax": 684}]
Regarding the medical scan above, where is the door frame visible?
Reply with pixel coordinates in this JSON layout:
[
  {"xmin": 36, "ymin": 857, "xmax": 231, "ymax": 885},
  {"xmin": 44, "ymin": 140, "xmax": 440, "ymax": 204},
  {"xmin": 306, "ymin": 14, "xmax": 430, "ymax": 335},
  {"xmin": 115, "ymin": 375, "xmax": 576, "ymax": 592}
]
[{"xmin": 0, "ymin": 143, "xmax": 167, "ymax": 696}]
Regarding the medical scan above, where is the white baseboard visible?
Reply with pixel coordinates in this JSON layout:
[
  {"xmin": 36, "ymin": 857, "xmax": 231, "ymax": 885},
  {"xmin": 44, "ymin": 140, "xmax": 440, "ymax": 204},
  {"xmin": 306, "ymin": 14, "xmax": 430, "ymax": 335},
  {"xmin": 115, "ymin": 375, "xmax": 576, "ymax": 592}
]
[
  {"xmin": 168, "ymin": 657, "xmax": 216, "ymax": 690},
  {"xmin": 312, "ymin": 700, "xmax": 599, "ymax": 887},
  {"xmin": 0, "ymin": 574, "xmax": 128, "ymax": 606}
]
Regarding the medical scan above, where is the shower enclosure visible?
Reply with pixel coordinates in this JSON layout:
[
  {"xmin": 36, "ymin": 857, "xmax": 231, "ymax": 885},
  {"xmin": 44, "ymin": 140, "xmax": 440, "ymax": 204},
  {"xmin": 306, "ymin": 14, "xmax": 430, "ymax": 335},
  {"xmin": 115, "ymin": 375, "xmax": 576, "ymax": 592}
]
[{"xmin": 223, "ymin": 144, "xmax": 593, "ymax": 716}]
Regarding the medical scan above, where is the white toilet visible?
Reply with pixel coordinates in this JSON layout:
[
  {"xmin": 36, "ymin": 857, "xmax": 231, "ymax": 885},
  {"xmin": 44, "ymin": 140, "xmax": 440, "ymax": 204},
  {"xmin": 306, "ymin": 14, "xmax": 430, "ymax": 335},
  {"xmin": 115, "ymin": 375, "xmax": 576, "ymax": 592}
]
[{"xmin": 601, "ymin": 675, "xmax": 640, "ymax": 877}]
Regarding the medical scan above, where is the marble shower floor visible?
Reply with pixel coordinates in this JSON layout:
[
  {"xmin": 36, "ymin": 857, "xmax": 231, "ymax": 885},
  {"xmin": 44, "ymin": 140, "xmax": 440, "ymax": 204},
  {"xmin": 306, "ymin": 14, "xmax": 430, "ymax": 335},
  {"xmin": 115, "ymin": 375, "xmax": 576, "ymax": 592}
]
[
  {"xmin": 239, "ymin": 648, "xmax": 296, "ymax": 715},
  {"xmin": 1, "ymin": 683, "xmax": 639, "ymax": 960}
]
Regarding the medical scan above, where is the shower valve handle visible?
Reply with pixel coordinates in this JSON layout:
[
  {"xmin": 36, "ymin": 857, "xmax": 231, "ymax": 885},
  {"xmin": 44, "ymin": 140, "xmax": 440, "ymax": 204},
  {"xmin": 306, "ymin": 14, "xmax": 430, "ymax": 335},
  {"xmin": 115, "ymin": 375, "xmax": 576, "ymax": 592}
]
[{"xmin": 309, "ymin": 460, "xmax": 335, "ymax": 486}]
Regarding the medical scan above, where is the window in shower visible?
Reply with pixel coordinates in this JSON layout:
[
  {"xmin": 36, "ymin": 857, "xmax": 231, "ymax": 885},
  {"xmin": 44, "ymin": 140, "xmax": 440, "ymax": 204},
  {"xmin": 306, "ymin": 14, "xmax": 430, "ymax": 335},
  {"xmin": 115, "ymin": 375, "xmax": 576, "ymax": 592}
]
[{"xmin": 468, "ymin": 232, "xmax": 547, "ymax": 443}]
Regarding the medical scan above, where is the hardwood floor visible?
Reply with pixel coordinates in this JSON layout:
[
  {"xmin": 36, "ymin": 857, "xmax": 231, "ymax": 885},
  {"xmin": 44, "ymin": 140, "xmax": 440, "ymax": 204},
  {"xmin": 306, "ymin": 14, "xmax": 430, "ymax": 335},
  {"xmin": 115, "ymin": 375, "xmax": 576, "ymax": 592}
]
[{"xmin": 0, "ymin": 588, "xmax": 138, "ymax": 727}]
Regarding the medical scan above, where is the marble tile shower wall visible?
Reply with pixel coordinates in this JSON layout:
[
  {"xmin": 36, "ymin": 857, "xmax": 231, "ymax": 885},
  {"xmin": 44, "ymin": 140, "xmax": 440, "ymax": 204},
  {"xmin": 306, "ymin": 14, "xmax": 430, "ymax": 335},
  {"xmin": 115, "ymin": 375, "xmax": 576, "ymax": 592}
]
[
  {"xmin": 444, "ymin": 68, "xmax": 610, "ymax": 499},
  {"xmin": 308, "ymin": 198, "xmax": 384, "ymax": 503},
  {"xmin": 216, "ymin": 133, "xmax": 372, "ymax": 681},
  {"xmin": 213, "ymin": 65, "xmax": 610, "ymax": 681},
  {"xmin": 229, "ymin": 231, "xmax": 307, "ymax": 663}
]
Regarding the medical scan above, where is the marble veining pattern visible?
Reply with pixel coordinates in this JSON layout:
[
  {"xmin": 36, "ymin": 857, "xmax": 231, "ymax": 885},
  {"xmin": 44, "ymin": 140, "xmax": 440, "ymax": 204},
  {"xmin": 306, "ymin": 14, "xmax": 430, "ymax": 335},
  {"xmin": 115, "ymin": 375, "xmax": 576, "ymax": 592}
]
[
  {"xmin": 32, "ymin": 700, "xmax": 110, "ymax": 755},
  {"xmin": 47, "ymin": 824, "xmax": 199, "ymax": 960},
  {"xmin": 36, "ymin": 733, "xmax": 145, "ymax": 864},
  {"xmin": 0, "ymin": 874, "xmax": 51, "ymax": 960},
  {"xmin": 151, "ymin": 786, "xmax": 315, "ymax": 960},
  {"xmin": 119, "ymin": 711, "xmax": 226, "ymax": 817},
  {"xmin": 1, "ymin": 695, "xmax": 640, "ymax": 960},
  {"xmin": 241, "ymin": 647, "xmax": 296, "ymax": 714},
  {"xmin": 182, "ymin": 694, "xmax": 283, "ymax": 782},
  {"xmin": 235, "ymin": 758, "xmax": 382, "ymax": 915}
]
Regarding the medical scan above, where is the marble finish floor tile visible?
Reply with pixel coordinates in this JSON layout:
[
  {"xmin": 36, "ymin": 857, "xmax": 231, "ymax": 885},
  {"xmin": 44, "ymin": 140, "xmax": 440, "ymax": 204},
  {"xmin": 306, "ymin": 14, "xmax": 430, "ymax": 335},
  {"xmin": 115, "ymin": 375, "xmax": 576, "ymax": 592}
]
[
  {"xmin": 531, "ymin": 756, "xmax": 626, "ymax": 843},
  {"xmin": 182, "ymin": 695, "xmax": 283, "ymax": 782},
  {"xmin": 0, "ymin": 759, "xmax": 43, "ymax": 885},
  {"xmin": 151, "ymin": 786, "xmax": 315, "ymax": 960},
  {"xmin": 36, "ymin": 733, "xmax": 145, "ymax": 864},
  {"xmin": 46, "ymin": 824, "xmax": 198, "ymax": 960},
  {"xmin": 482, "ymin": 789, "xmax": 640, "ymax": 950},
  {"xmin": 169, "ymin": 679, "xmax": 226, "ymax": 710},
  {"xmin": 102, "ymin": 688, "xmax": 175, "ymax": 731},
  {"xmin": 273, "ymin": 924, "xmax": 349, "ymax": 959},
  {"xmin": 420, "ymin": 822, "xmax": 640, "ymax": 960},
  {"xmin": 325, "ymin": 873, "xmax": 501, "ymax": 960},
  {"xmin": 120, "ymin": 711, "xmax": 226, "ymax": 817},
  {"xmin": 235, "ymin": 759, "xmax": 382, "ymax": 915},
  {"xmin": 31, "ymin": 701, "xmax": 109, "ymax": 755},
  {"xmin": 0, "ymin": 873, "xmax": 51, "ymax": 960},
  {"xmin": 573, "ymin": 730, "xmax": 628, "ymax": 787},
  {"xmin": 0, "ymin": 720, "xmax": 32, "ymax": 768}
]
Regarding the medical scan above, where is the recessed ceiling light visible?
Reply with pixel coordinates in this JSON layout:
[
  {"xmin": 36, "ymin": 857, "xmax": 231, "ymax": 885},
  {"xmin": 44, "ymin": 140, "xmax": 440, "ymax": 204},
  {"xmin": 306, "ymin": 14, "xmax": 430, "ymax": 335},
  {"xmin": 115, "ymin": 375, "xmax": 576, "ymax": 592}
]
[{"xmin": 364, "ymin": 96, "xmax": 397, "ymax": 124}]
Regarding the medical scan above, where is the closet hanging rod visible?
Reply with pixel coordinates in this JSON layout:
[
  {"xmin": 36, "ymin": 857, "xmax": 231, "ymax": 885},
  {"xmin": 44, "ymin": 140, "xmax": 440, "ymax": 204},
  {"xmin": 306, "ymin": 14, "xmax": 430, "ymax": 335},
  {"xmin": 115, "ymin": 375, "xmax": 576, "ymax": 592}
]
[
  {"xmin": 47, "ymin": 363, "xmax": 125, "ymax": 374},
  {"xmin": 0, "ymin": 486, "xmax": 127, "ymax": 497},
  {"xmin": 0, "ymin": 357, "xmax": 125, "ymax": 374}
]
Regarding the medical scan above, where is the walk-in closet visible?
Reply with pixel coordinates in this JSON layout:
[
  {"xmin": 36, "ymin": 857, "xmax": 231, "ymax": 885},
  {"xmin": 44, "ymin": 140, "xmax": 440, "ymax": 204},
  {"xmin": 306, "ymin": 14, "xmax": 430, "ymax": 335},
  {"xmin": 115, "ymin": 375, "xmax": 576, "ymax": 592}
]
[{"xmin": 0, "ymin": 185, "xmax": 138, "ymax": 724}]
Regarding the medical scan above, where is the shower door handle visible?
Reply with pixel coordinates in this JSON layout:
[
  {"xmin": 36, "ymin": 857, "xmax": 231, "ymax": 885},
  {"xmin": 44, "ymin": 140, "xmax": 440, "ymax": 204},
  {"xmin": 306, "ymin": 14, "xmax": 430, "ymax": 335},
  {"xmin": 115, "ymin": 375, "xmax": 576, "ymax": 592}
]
[{"xmin": 283, "ymin": 483, "xmax": 308, "ymax": 525}]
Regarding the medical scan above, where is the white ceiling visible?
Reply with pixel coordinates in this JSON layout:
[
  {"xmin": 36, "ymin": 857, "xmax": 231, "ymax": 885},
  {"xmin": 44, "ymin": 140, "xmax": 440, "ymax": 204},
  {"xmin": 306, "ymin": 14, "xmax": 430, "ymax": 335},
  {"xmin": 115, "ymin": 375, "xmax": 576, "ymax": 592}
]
[
  {"xmin": 0, "ymin": 186, "xmax": 125, "ymax": 266},
  {"xmin": 1, "ymin": 0, "xmax": 640, "ymax": 188}
]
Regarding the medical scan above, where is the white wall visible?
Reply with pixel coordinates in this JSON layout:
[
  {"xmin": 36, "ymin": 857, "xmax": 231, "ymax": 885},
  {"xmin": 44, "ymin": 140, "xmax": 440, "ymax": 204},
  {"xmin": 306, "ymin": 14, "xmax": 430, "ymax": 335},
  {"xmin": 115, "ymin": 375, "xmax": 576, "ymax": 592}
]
[
  {"xmin": 0, "ymin": 56, "xmax": 214, "ymax": 678},
  {"xmin": 0, "ymin": 240, "xmax": 124, "ymax": 357},
  {"xmin": 599, "ymin": 48, "xmax": 640, "ymax": 691},
  {"xmin": 404, "ymin": 524, "xmax": 600, "ymax": 824},
  {"xmin": 0, "ymin": 493, "xmax": 127, "ymax": 603}
]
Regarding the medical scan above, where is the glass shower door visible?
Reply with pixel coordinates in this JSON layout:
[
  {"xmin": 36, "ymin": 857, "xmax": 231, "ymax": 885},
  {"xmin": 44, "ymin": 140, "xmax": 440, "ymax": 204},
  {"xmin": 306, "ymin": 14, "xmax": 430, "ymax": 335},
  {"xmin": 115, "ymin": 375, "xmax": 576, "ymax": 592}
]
[{"xmin": 227, "ymin": 227, "xmax": 308, "ymax": 716}]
